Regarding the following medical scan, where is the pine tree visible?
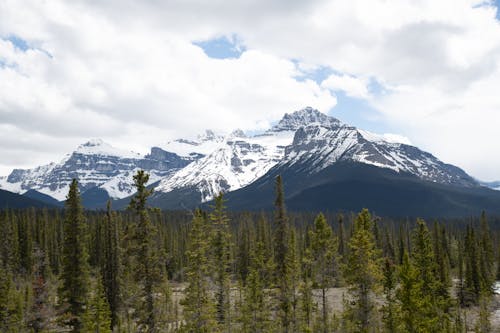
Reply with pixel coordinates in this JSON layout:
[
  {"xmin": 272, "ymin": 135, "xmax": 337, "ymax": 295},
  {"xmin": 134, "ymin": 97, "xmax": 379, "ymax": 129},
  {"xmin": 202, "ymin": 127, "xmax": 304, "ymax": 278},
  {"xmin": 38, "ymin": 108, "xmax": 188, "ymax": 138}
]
[
  {"xmin": 128, "ymin": 170, "xmax": 161, "ymax": 332},
  {"xmin": 239, "ymin": 241, "xmax": 274, "ymax": 333},
  {"xmin": 181, "ymin": 209, "xmax": 218, "ymax": 332},
  {"xmin": 411, "ymin": 219, "xmax": 450, "ymax": 331},
  {"xmin": 288, "ymin": 227, "xmax": 301, "ymax": 332},
  {"xmin": 381, "ymin": 258, "xmax": 400, "ymax": 333},
  {"xmin": 464, "ymin": 224, "xmax": 481, "ymax": 304},
  {"xmin": 273, "ymin": 175, "xmax": 292, "ymax": 333},
  {"xmin": 82, "ymin": 275, "xmax": 112, "ymax": 333},
  {"xmin": 210, "ymin": 193, "xmax": 233, "ymax": 332},
  {"xmin": 457, "ymin": 240, "xmax": 466, "ymax": 307},
  {"xmin": 309, "ymin": 213, "xmax": 337, "ymax": 333},
  {"xmin": 102, "ymin": 201, "xmax": 121, "ymax": 329},
  {"xmin": 27, "ymin": 247, "xmax": 57, "ymax": 332},
  {"xmin": 479, "ymin": 211, "xmax": 494, "ymax": 293},
  {"xmin": 299, "ymin": 245, "xmax": 315, "ymax": 333},
  {"xmin": 475, "ymin": 292, "xmax": 492, "ymax": 333},
  {"xmin": 396, "ymin": 251, "xmax": 420, "ymax": 332},
  {"xmin": 343, "ymin": 209, "xmax": 382, "ymax": 333},
  {"xmin": 432, "ymin": 223, "xmax": 451, "ymax": 297},
  {"xmin": 60, "ymin": 179, "xmax": 90, "ymax": 332},
  {"xmin": 337, "ymin": 213, "xmax": 346, "ymax": 260},
  {"xmin": 0, "ymin": 265, "xmax": 23, "ymax": 331}
]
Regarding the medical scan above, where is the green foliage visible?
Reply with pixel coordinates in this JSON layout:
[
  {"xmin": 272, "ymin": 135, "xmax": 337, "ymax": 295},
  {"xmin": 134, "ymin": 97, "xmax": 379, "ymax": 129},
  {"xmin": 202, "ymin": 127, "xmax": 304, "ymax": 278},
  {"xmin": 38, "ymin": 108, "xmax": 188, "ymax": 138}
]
[
  {"xmin": 239, "ymin": 242, "xmax": 275, "ymax": 333},
  {"xmin": 209, "ymin": 193, "xmax": 233, "ymax": 331},
  {"xmin": 82, "ymin": 275, "xmax": 112, "ymax": 333},
  {"xmin": 128, "ymin": 170, "xmax": 162, "ymax": 332},
  {"xmin": 343, "ymin": 209, "xmax": 382, "ymax": 333},
  {"xmin": 102, "ymin": 201, "xmax": 121, "ymax": 329},
  {"xmin": 1, "ymin": 175, "xmax": 500, "ymax": 332},
  {"xmin": 397, "ymin": 251, "xmax": 421, "ymax": 332},
  {"xmin": 60, "ymin": 178, "xmax": 90, "ymax": 332},
  {"xmin": 181, "ymin": 209, "xmax": 219, "ymax": 333},
  {"xmin": 308, "ymin": 213, "xmax": 338, "ymax": 333},
  {"xmin": 0, "ymin": 266, "xmax": 24, "ymax": 331},
  {"xmin": 381, "ymin": 258, "xmax": 400, "ymax": 333},
  {"xmin": 475, "ymin": 292, "xmax": 492, "ymax": 333},
  {"xmin": 273, "ymin": 175, "xmax": 293, "ymax": 332}
]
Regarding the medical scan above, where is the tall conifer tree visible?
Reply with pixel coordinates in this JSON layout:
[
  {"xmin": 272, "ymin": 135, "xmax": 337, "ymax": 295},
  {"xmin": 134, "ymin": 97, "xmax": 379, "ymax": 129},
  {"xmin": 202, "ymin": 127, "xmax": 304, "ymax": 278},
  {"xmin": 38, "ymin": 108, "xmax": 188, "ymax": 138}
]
[
  {"xmin": 182, "ymin": 209, "xmax": 218, "ymax": 332},
  {"xmin": 343, "ymin": 209, "xmax": 382, "ymax": 333},
  {"xmin": 128, "ymin": 170, "xmax": 161, "ymax": 332},
  {"xmin": 210, "ymin": 193, "xmax": 233, "ymax": 331},
  {"xmin": 60, "ymin": 179, "xmax": 90, "ymax": 332},
  {"xmin": 273, "ymin": 175, "xmax": 292, "ymax": 333},
  {"xmin": 309, "ymin": 213, "xmax": 337, "ymax": 333},
  {"xmin": 103, "ymin": 200, "xmax": 121, "ymax": 329}
]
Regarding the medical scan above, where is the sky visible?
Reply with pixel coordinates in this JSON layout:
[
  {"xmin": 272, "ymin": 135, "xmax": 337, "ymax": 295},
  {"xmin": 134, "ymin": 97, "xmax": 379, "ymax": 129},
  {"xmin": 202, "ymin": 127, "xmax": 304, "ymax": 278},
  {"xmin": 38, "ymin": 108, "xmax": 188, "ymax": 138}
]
[{"xmin": 0, "ymin": 0, "xmax": 500, "ymax": 181}]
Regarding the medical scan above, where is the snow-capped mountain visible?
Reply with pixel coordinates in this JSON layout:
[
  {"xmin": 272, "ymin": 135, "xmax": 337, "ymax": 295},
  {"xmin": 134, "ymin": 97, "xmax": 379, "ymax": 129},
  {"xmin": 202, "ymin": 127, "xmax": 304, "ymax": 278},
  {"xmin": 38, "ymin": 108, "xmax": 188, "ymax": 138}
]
[
  {"xmin": 0, "ymin": 107, "xmax": 488, "ymax": 211},
  {"xmin": 154, "ymin": 127, "xmax": 295, "ymax": 202},
  {"xmin": 0, "ymin": 139, "xmax": 194, "ymax": 201},
  {"xmin": 281, "ymin": 113, "xmax": 476, "ymax": 187},
  {"xmin": 151, "ymin": 107, "xmax": 476, "ymax": 204}
]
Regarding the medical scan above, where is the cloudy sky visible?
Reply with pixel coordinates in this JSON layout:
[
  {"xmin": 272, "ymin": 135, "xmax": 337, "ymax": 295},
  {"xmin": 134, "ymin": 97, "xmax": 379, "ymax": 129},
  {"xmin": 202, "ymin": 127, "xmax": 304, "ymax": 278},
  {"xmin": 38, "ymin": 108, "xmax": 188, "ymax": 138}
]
[{"xmin": 1, "ymin": 0, "xmax": 500, "ymax": 181}]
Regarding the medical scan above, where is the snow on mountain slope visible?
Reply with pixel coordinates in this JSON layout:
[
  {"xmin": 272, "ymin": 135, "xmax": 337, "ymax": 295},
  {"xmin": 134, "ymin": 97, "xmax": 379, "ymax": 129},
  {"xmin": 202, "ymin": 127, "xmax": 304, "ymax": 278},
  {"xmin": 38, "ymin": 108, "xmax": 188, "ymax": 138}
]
[
  {"xmin": 160, "ymin": 130, "xmax": 224, "ymax": 158},
  {"xmin": 150, "ymin": 106, "xmax": 477, "ymax": 204},
  {"xmin": 0, "ymin": 140, "xmax": 192, "ymax": 201},
  {"xmin": 0, "ymin": 106, "xmax": 482, "ymax": 206},
  {"xmin": 155, "ymin": 129, "xmax": 295, "ymax": 202},
  {"xmin": 75, "ymin": 138, "xmax": 141, "ymax": 158},
  {"xmin": 282, "ymin": 113, "xmax": 476, "ymax": 187}
]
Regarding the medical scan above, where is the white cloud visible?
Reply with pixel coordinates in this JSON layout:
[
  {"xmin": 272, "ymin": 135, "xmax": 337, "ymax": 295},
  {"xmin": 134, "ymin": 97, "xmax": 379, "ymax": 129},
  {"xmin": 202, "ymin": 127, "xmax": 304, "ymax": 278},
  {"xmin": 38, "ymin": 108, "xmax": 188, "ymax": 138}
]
[
  {"xmin": 321, "ymin": 74, "xmax": 370, "ymax": 99},
  {"xmin": 0, "ymin": 0, "xmax": 336, "ymax": 174},
  {"xmin": 0, "ymin": 0, "xmax": 499, "ymax": 180}
]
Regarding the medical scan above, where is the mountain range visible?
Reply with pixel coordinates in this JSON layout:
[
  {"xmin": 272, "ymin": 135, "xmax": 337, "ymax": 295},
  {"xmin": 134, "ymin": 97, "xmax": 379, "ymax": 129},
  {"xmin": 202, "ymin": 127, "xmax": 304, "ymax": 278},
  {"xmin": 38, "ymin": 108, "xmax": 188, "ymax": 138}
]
[{"xmin": 1, "ymin": 107, "xmax": 499, "ymax": 217}]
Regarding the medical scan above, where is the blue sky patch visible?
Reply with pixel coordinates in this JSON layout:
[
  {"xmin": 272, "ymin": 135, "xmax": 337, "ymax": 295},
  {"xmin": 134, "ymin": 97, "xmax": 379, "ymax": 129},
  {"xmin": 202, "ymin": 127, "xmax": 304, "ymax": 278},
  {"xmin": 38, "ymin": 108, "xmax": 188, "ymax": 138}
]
[
  {"xmin": 6, "ymin": 35, "xmax": 30, "ymax": 51},
  {"xmin": 194, "ymin": 35, "xmax": 245, "ymax": 59},
  {"xmin": 294, "ymin": 64, "xmax": 391, "ymax": 132},
  {"xmin": 327, "ymin": 92, "xmax": 390, "ymax": 133}
]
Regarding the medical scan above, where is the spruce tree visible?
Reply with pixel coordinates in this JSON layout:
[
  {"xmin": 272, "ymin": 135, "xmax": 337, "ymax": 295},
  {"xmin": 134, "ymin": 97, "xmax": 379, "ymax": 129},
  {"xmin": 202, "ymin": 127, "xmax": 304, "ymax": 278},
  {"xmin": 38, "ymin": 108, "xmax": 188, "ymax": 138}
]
[
  {"xmin": 182, "ymin": 209, "xmax": 218, "ymax": 332},
  {"xmin": 337, "ymin": 213, "xmax": 346, "ymax": 260},
  {"xmin": 479, "ymin": 211, "xmax": 494, "ymax": 293},
  {"xmin": 0, "ymin": 265, "xmax": 23, "ymax": 331},
  {"xmin": 102, "ymin": 201, "xmax": 121, "ymax": 329},
  {"xmin": 475, "ymin": 292, "xmax": 492, "ymax": 333},
  {"xmin": 27, "ymin": 247, "xmax": 57, "ymax": 333},
  {"xmin": 412, "ymin": 219, "xmax": 450, "ymax": 331},
  {"xmin": 299, "ymin": 245, "xmax": 315, "ymax": 333},
  {"xmin": 288, "ymin": 227, "xmax": 301, "ymax": 332},
  {"xmin": 82, "ymin": 275, "xmax": 112, "ymax": 333},
  {"xmin": 210, "ymin": 193, "xmax": 233, "ymax": 331},
  {"xmin": 239, "ymin": 241, "xmax": 274, "ymax": 333},
  {"xmin": 273, "ymin": 175, "xmax": 292, "ymax": 333},
  {"xmin": 381, "ymin": 258, "xmax": 399, "ymax": 333},
  {"xmin": 464, "ymin": 224, "xmax": 481, "ymax": 304},
  {"xmin": 309, "ymin": 213, "xmax": 337, "ymax": 333},
  {"xmin": 128, "ymin": 170, "xmax": 161, "ymax": 332},
  {"xmin": 60, "ymin": 179, "xmax": 90, "ymax": 332},
  {"xmin": 343, "ymin": 209, "xmax": 382, "ymax": 333},
  {"xmin": 396, "ymin": 251, "xmax": 420, "ymax": 332}
]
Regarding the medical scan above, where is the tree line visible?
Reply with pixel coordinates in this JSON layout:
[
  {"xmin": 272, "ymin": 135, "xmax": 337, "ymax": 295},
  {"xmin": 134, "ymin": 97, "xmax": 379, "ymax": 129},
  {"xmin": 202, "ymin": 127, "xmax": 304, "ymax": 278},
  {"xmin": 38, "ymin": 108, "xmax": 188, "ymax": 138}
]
[{"xmin": 0, "ymin": 171, "xmax": 499, "ymax": 332}]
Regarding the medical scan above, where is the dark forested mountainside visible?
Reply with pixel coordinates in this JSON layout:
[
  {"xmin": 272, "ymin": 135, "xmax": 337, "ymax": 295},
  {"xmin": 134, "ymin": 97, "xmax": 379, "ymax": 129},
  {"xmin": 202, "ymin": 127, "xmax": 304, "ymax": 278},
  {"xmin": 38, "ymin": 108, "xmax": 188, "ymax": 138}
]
[
  {"xmin": 1, "ymin": 171, "xmax": 500, "ymax": 332},
  {"xmin": 0, "ymin": 188, "xmax": 57, "ymax": 209}
]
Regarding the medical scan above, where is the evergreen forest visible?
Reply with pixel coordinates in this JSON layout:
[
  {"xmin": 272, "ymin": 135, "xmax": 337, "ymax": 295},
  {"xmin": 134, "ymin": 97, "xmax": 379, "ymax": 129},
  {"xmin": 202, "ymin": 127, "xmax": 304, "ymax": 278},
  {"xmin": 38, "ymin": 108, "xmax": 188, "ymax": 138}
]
[{"xmin": 1, "ymin": 171, "xmax": 500, "ymax": 332}]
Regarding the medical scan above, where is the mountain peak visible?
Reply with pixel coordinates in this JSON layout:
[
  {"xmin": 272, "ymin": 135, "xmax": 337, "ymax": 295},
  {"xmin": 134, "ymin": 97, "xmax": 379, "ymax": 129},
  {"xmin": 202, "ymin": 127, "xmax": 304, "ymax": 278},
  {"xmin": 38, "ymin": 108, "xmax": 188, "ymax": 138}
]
[
  {"xmin": 75, "ymin": 139, "xmax": 140, "ymax": 158},
  {"xmin": 197, "ymin": 129, "xmax": 223, "ymax": 142},
  {"xmin": 82, "ymin": 138, "xmax": 105, "ymax": 147},
  {"xmin": 272, "ymin": 107, "xmax": 340, "ymax": 132},
  {"xmin": 230, "ymin": 129, "xmax": 247, "ymax": 138}
]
